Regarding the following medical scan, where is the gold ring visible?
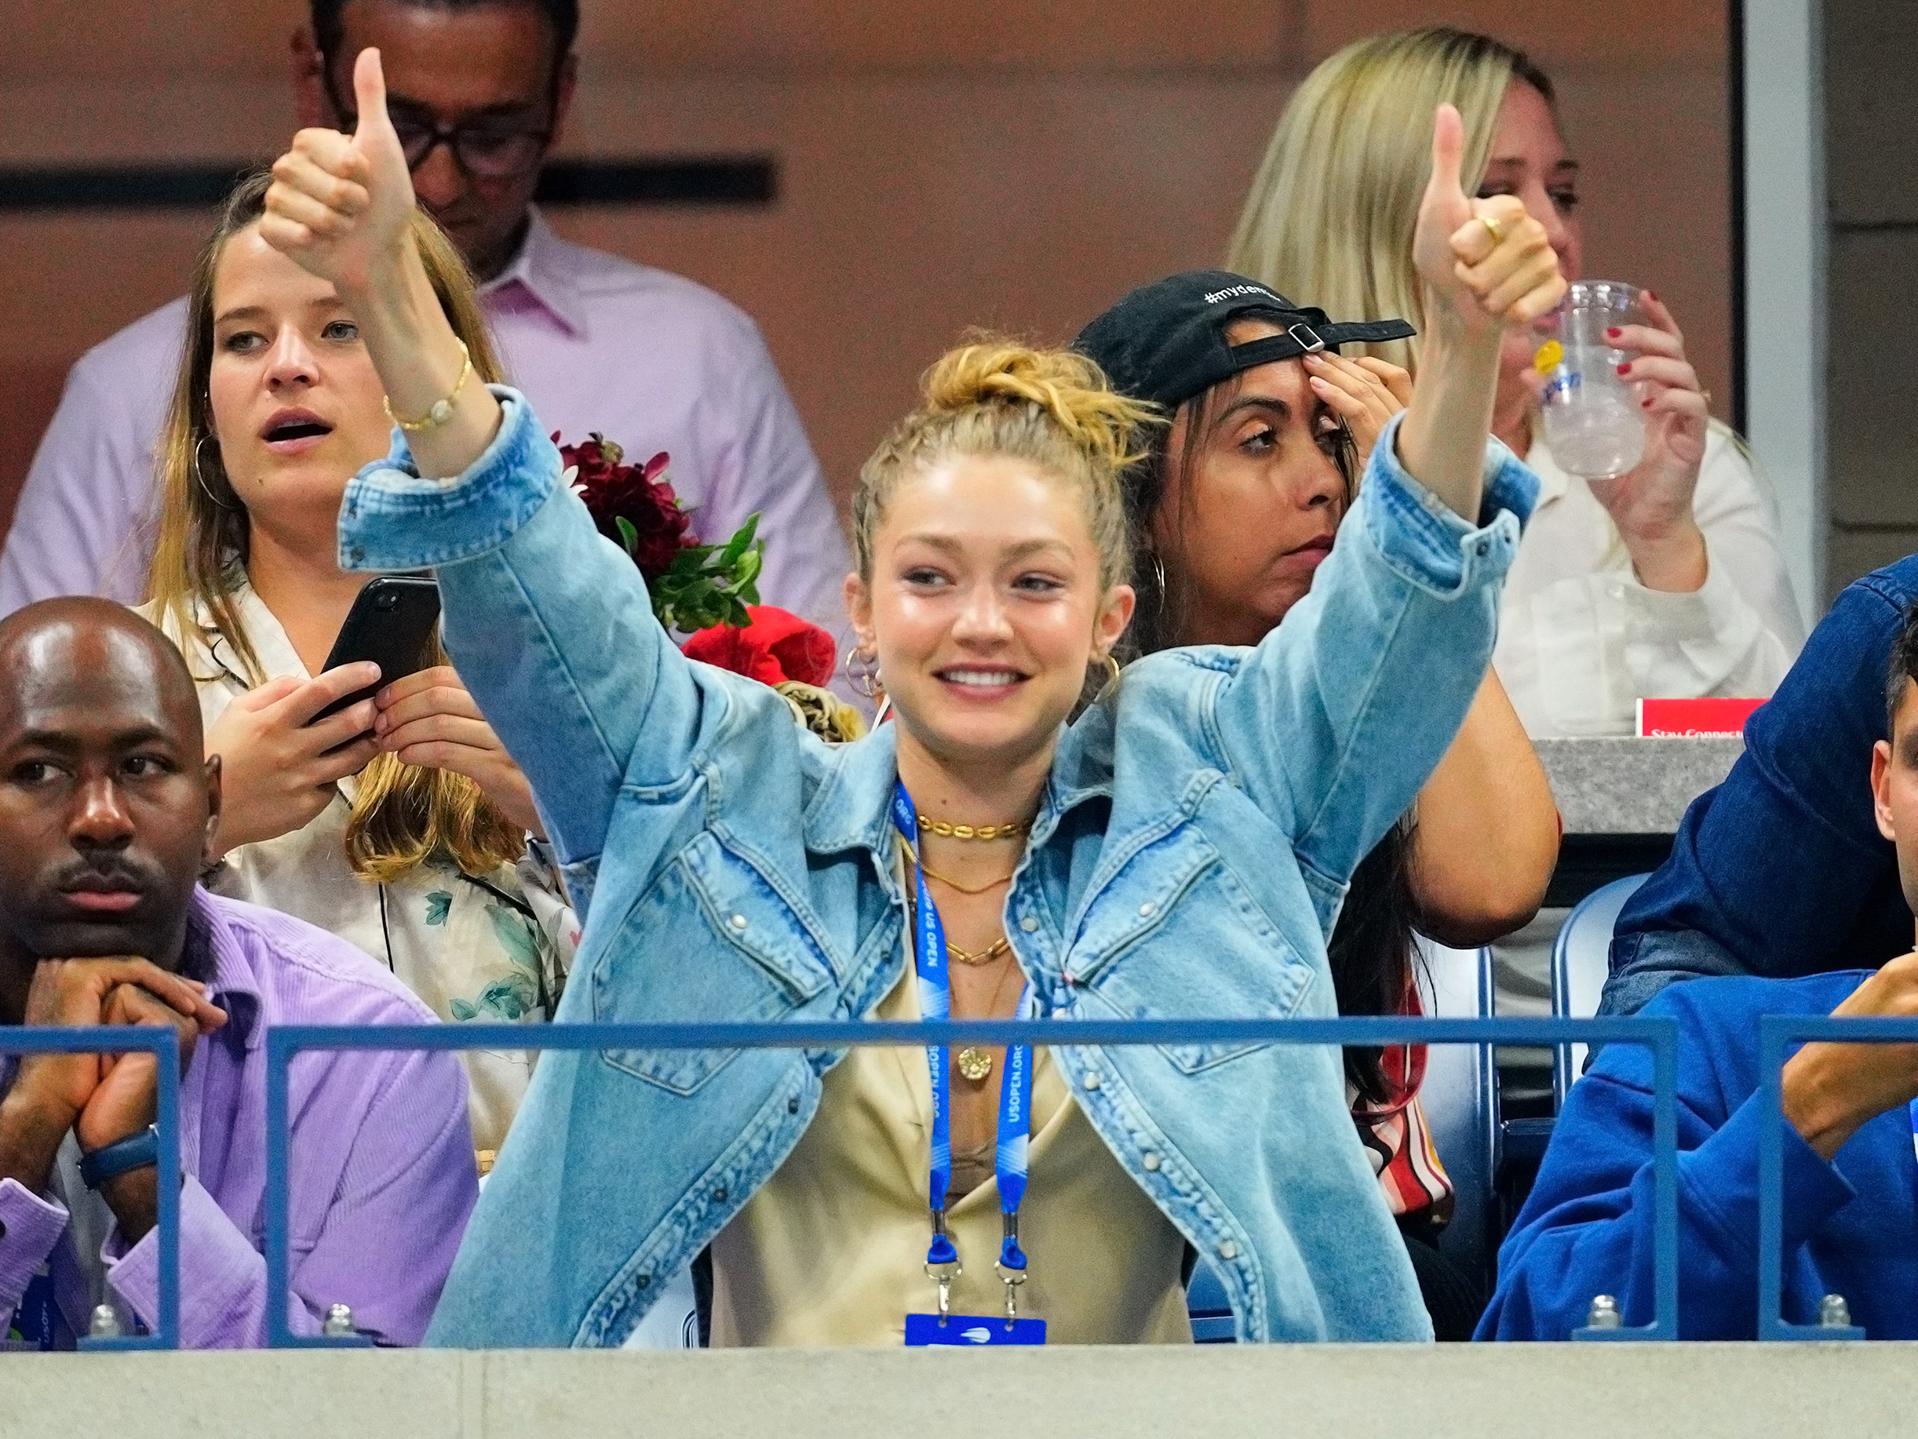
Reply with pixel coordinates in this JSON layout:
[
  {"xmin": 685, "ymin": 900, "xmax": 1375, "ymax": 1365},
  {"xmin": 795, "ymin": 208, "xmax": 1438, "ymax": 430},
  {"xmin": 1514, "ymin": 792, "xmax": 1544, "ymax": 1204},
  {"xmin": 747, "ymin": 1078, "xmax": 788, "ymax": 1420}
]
[{"xmin": 1477, "ymin": 214, "xmax": 1506, "ymax": 247}]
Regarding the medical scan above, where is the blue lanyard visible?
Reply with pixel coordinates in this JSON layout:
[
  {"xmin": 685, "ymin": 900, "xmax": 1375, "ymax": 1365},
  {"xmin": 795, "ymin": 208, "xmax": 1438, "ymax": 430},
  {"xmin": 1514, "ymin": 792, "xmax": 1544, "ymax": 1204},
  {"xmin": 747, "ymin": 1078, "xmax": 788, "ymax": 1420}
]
[{"xmin": 890, "ymin": 781, "xmax": 1035, "ymax": 1319}]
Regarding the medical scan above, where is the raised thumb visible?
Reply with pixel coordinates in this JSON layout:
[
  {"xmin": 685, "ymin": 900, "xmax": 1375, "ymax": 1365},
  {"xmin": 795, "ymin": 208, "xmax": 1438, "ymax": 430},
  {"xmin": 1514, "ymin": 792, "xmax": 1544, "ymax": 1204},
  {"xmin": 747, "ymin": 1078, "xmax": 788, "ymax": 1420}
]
[
  {"xmin": 352, "ymin": 47, "xmax": 390, "ymax": 139},
  {"xmin": 1427, "ymin": 102, "xmax": 1466, "ymax": 202}
]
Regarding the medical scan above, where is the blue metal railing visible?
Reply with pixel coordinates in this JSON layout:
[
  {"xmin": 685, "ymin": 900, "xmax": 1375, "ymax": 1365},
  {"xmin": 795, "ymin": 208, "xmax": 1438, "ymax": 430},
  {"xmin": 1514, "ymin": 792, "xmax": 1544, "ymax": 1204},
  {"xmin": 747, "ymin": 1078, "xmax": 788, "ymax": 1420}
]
[
  {"xmin": 0, "ymin": 1027, "xmax": 181, "ymax": 1350},
  {"xmin": 1754, "ymin": 1014, "xmax": 1918, "ymax": 1340},
  {"xmin": 262, "ymin": 1013, "xmax": 1682, "ymax": 1348}
]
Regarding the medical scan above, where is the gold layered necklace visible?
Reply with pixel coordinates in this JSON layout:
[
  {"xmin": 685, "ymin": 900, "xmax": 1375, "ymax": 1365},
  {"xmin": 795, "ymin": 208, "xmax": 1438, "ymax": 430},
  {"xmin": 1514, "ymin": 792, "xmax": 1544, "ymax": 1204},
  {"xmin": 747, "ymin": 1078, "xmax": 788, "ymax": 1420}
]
[
  {"xmin": 901, "ymin": 838, "xmax": 1022, "ymax": 1084},
  {"xmin": 954, "ymin": 958, "xmax": 1021, "ymax": 1084}
]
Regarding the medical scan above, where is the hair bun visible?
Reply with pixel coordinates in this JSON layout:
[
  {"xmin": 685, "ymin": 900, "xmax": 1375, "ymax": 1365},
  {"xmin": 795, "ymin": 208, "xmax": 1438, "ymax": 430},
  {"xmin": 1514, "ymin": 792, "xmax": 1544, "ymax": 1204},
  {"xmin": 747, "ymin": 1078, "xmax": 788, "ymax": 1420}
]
[{"xmin": 920, "ymin": 336, "xmax": 1160, "ymax": 473}]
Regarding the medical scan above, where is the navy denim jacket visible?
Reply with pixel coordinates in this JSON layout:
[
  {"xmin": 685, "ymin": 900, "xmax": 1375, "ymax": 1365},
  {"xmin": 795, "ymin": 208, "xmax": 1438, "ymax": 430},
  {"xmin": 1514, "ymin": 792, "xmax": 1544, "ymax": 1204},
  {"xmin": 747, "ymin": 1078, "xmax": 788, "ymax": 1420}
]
[
  {"xmin": 1604, "ymin": 557, "xmax": 1918, "ymax": 1017},
  {"xmin": 340, "ymin": 390, "xmax": 1536, "ymax": 1346}
]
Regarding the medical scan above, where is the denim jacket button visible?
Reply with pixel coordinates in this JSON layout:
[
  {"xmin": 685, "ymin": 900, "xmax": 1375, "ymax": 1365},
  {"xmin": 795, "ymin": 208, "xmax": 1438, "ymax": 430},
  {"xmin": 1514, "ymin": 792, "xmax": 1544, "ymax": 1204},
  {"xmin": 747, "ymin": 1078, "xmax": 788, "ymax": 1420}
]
[
  {"xmin": 729, "ymin": 914, "xmax": 748, "ymax": 931},
  {"xmin": 1081, "ymin": 1071, "xmax": 1101, "ymax": 1092},
  {"xmin": 1138, "ymin": 902, "xmax": 1156, "ymax": 918},
  {"xmin": 712, "ymin": 1185, "xmax": 729, "ymax": 1203},
  {"xmin": 787, "ymin": 1096, "xmax": 800, "ymax": 1115},
  {"xmin": 1019, "ymin": 916, "xmax": 1039, "ymax": 933},
  {"xmin": 1142, "ymin": 1151, "xmax": 1161, "ymax": 1172},
  {"xmin": 1218, "ymin": 1241, "xmax": 1238, "ymax": 1261}
]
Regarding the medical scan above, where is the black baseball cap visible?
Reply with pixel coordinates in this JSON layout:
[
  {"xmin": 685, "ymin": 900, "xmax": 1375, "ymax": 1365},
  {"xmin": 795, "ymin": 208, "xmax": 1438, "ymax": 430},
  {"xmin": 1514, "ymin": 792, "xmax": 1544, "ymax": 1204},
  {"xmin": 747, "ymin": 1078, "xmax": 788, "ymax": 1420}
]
[{"xmin": 1074, "ymin": 270, "xmax": 1417, "ymax": 414}]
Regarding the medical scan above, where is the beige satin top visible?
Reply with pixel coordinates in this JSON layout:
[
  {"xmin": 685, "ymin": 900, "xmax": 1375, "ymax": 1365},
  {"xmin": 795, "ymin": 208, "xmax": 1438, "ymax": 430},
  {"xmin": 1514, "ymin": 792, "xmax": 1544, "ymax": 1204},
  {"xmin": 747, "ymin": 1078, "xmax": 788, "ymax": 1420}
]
[{"xmin": 709, "ymin": 959, "xmax": 1192, "ymax": 1347}]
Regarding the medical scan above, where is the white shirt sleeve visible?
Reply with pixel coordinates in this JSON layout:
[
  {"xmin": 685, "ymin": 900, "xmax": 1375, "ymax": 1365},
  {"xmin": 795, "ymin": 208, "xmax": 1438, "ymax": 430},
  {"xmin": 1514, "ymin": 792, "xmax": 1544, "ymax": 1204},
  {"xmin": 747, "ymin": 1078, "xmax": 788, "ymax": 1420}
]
[
  {"xmin": 1494, "ymin": 424, "xmax": 1807, "ymax": 736},
  {"xmin": 1615, "ymin": 428, "xmax": 1806, "ymax": 700}
]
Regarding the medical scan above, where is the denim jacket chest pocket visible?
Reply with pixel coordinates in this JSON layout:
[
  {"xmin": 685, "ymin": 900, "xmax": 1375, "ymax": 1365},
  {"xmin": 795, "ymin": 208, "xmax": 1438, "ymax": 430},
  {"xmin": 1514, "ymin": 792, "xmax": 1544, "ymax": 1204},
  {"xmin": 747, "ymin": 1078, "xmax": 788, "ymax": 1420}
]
[
  {"xmin": 1065, "ymin": 822, "xmax": 1315, "ymax": 1073},
  {"xmin": 591, "ymin": 829, "xmax": 835, "ymax": 1095}
]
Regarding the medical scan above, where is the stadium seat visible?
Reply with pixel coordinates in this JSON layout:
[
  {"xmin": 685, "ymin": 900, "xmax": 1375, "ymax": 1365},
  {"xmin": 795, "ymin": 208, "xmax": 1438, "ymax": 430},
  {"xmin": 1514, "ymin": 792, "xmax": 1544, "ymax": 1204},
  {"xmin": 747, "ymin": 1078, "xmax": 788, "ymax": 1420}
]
[{"xmin": 1550, "ymin": 874, "xmax": 1650, "ymax": 1108}]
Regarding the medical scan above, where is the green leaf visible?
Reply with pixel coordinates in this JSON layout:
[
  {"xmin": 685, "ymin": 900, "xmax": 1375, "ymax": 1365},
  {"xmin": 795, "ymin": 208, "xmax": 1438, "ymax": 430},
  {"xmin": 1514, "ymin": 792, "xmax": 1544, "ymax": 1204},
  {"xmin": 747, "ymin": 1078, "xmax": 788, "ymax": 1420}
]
[
  {"xmin": 487, "ymin": 905, "xmax": 545, "ymax": 978},
  {"xmin": 423, "ymin": 890, "xmax": 453, "ymax": 926},
  {"xmin": 615, "ymin": 516, "xmax": 639, "ymax": 555},
  {"xmin": 718, "ymin": 513, "xmax": 761, "ymax": 566},
  {"xmin": 449, "ymin": 998, "xmax": 478, "ymax": 1021}
]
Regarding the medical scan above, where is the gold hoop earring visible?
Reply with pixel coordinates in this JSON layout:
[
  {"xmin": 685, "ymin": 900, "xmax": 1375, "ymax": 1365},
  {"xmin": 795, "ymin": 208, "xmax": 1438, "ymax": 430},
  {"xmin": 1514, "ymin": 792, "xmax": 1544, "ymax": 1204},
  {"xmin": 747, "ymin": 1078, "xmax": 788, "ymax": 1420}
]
[
  {"xmin": 843, "ymin": 644, "xmax": 883, "ymax": 701},
  {"xmin": 1094, "ymin": 652, "xmax": 1122, "ymax": 699},
  {"xmin": 193, "ymin": 437, "xmax": 238, "ymax": 511}
]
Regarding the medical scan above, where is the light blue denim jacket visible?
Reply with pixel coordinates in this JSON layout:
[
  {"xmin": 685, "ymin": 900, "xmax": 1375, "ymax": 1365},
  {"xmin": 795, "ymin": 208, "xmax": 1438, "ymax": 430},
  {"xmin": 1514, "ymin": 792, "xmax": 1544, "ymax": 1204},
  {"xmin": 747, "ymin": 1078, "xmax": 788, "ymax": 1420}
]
[{"xmin": 340, "ymin": 389, "xmax": 1536, "ymax": 1346}]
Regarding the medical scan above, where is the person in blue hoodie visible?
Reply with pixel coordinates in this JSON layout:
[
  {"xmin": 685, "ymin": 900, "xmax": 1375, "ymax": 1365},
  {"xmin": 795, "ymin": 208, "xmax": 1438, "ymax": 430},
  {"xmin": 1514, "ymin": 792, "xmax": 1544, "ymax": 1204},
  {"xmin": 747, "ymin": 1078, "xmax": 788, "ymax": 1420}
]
[{"xmin": 1481, "ymin": 597, "xmax": 1918, "ymax": 1339}]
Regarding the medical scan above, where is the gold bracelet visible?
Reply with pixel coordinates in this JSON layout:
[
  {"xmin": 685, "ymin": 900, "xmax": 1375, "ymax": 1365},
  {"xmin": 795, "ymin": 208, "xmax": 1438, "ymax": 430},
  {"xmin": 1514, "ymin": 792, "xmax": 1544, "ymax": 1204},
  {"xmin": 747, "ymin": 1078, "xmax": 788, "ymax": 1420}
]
[{"xmin": 383, "ymin": 339, "xmax": 473, "ymax": 432}]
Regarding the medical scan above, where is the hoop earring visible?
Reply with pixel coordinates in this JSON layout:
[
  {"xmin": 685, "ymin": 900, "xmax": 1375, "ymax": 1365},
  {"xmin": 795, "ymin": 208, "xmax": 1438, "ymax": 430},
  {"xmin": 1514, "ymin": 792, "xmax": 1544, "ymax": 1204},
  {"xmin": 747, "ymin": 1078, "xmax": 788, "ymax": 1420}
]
[
  {"xmin": 193, "ymin": 437, "xmax": 238, "ymax": 511},
  {"xmin": 843, "ymin": 643, "xmax": 883, "ymax": 701},
  {"xmin": 1094, "ymin": 652, "xmax": 1122, "ymax": 700}
]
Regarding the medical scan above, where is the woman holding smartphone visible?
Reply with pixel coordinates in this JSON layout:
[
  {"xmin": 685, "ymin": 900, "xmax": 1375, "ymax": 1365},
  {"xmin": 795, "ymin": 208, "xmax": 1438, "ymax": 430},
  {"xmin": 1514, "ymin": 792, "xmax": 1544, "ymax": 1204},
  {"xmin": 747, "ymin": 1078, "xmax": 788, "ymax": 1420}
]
[{"xmin": 141, "ymin": 169, "xmax": 572, "ymax": 1159}]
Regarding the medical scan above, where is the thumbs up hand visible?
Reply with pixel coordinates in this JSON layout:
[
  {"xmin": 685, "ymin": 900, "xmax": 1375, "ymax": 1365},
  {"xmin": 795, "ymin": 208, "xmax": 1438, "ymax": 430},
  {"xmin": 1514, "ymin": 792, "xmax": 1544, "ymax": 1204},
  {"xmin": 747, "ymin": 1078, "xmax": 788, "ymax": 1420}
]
[
  {"xmin": 1412, "ymin": 103, "xmax": 1565, "ymax": 337},
  {"xmin": 262, "ymin": 48, "xmax": 415, "ymax": 296}
]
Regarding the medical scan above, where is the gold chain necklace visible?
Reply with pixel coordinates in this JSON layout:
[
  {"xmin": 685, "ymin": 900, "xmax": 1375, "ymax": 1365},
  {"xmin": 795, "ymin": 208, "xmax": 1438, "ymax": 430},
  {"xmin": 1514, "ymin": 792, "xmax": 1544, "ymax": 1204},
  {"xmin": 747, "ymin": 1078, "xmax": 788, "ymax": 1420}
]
[
  {"xmin": 956, "ymin": 958, "xmax": 1021, "ymax": 1084},
  {"xmin": 900, "ymin": 847, "xmax": 1018, "ymax": 1082},
  {"xmin": 899, "ymin": 839, "xmax": 1014, "ymax": 898},
  {"xmin": 916, "ymin": 814, "xmax": 1033, "ymax": 842}
]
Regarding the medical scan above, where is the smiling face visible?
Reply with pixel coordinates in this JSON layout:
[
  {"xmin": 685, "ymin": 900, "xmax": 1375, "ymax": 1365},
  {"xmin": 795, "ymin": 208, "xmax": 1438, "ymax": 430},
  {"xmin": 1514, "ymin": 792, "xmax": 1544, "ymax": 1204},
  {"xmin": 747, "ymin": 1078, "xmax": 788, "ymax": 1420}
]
[
  {"xmin": 1152, "ymin": 319, "xmax": 1350, "ymax": 648},
  {"xmin": 0, "ymin": 604, "xmax": 219, "ymax": 978},
  {"xmin": 205, "ymin": 225, "xmax": 393, "ymax": 550},
  {"xmin": 846, "ymin": 455, "xmax": 1133, "ymax": 774},
  {"xmin": 1478, "ymin": 79, "xmax": 1585, "ymax": 428}
]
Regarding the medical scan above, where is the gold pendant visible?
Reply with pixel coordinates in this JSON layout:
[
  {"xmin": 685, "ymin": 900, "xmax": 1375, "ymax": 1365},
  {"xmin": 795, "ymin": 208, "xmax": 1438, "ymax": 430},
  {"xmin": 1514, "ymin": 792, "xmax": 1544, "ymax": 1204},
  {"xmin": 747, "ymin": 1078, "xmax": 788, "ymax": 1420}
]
[{"xmin": 956, "ymin": 1046, "xmax": 994, "ymax": 1083}]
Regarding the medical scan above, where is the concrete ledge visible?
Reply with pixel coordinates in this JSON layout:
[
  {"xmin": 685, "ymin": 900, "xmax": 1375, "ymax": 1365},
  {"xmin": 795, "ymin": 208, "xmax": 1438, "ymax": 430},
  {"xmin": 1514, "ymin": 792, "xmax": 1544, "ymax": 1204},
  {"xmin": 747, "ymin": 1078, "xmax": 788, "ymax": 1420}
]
[
  {"xmin": 3, "ymin": 1343, "xmax": 1913, "ymax": 1439},
  {"xmin": 1537, "ymin": 736, "xmax": 1744, "ymax": 836}
]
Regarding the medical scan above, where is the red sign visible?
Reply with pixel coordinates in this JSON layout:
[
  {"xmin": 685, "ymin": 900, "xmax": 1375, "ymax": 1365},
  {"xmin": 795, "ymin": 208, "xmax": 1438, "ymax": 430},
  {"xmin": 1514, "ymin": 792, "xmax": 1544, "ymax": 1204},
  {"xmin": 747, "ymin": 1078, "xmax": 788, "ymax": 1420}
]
[{"xmin": 1635, "ymin": 697, "xmax": 1766, "ymax": 738}]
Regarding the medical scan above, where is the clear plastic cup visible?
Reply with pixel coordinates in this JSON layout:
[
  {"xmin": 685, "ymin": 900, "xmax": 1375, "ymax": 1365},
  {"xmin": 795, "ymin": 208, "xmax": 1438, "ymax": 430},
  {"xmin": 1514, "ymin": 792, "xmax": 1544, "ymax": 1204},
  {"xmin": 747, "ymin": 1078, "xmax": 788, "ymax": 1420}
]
[{"xmin": 1532, "ymin": 280, "xmax": 1647, "ymax": 479}]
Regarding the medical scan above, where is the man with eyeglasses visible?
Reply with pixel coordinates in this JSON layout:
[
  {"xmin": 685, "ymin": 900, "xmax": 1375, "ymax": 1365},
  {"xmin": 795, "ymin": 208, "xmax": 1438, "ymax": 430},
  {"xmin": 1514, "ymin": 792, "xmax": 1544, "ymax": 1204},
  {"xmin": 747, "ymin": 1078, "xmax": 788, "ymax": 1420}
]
[{"xmin": 3, "ymin": 0, "xmax": 851, "ymax": 653}]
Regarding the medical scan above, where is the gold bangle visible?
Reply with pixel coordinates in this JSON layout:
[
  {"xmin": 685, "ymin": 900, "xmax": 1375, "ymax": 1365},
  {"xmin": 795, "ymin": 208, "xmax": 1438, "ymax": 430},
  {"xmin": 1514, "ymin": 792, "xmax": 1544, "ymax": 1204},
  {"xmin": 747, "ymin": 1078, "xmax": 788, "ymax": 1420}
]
[{"xmin": 383, "ymin": 339, "xmax": 473, "ymax": 432}]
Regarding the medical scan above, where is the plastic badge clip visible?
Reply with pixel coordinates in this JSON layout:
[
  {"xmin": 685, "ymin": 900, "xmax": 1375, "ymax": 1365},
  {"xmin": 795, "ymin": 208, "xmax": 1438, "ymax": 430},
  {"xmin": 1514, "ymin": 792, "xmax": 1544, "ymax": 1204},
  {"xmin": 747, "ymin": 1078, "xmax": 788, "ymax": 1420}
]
[
  {"xmin": 994, "ymin": 1213, "xmax": 1029, "ymax": 1327},
  {"xmin": 925, "ymin": 1211, "xmax": 962, "ymax": 1325}
]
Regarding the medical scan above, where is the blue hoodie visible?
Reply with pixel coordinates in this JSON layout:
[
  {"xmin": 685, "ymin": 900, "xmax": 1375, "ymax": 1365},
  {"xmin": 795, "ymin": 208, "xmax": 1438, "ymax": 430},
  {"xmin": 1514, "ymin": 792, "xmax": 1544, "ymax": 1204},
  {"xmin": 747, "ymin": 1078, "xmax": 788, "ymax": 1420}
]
[{"xmin": 1480, "ymin": 970, "xmax": 1918, "ymax": 1339}]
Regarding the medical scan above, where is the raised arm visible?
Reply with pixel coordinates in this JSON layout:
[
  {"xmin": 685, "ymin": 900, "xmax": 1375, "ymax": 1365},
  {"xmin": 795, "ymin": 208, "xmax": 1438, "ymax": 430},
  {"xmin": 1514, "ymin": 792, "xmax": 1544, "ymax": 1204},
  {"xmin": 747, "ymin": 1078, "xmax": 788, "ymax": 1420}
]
[
  {"xmin": 1410, "ymin": 672, "xmax": 1558, "ymax": 945},
  {"xmin": 1210, "ymin": 107, "xmax": 1564, "ymax": 903},
  {"xmin": 260, "ymin": 51, "xmax": 741, "ymax": 887},
  {"xmin": 262, "ymin": 49, "xmax": 501, "ymax": 482}
]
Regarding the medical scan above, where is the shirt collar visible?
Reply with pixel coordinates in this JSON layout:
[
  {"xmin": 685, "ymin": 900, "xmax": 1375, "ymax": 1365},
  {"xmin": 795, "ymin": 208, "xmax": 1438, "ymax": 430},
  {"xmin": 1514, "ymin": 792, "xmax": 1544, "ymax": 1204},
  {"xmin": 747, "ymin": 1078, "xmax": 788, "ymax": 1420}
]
[
  {"xmin": 186, "ymin": 582, "xmax": 307, "ymax": 689},
  {"xmin": 482, "ymin": 207, "xmax": 587, "ymax": 339},
  {"xmin": 186, "ymin": 888, "xmax": 266, "ymax": 1049}
]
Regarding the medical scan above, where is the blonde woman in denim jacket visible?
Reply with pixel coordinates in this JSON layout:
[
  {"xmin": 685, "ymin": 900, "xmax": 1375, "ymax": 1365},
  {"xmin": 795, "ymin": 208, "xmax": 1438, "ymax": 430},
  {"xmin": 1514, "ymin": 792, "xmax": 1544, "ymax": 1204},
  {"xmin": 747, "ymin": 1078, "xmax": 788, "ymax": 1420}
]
[{"xmin": 266, "ymin": 57, "xmax": 1558, "ymax": 1344}]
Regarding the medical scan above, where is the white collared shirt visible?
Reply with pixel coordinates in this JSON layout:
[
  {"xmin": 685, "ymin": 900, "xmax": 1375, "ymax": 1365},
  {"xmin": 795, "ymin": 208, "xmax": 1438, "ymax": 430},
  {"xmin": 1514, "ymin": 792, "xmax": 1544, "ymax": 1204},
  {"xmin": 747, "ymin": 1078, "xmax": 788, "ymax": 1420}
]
[{"xmin": 1492, "ymin": 423, "xmax": 1806, "ymax": 736}]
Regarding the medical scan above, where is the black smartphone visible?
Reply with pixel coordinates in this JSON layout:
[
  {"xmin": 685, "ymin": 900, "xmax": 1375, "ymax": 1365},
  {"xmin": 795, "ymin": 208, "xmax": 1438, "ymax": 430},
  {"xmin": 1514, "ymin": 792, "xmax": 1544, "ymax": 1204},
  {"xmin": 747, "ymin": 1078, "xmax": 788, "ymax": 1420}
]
[{"xmin": 311, "ymin": 576, "xmax": 442, "ymax": 723}]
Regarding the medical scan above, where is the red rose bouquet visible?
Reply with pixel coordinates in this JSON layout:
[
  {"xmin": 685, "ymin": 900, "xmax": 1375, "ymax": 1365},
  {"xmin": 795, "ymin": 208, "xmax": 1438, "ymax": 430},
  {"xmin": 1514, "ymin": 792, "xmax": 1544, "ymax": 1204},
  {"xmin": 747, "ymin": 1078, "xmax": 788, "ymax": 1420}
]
[{"xmin": 557, "ymin": 432, "xmax": 762, "ymax": 632}]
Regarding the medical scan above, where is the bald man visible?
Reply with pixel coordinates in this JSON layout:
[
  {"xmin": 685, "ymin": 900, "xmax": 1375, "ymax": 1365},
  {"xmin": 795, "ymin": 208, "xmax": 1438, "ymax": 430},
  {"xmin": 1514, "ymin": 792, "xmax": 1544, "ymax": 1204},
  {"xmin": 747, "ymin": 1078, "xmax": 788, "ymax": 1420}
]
[{"xmin": 0, "ymin": 600, "xmax": 474, "ymax": 1348}]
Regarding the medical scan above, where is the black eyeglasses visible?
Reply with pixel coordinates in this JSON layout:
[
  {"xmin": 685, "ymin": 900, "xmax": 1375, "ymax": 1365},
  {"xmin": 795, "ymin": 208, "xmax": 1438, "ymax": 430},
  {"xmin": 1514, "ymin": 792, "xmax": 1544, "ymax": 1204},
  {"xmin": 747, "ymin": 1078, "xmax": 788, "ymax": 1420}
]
[{"xmin": 321, "ymin": 62, "xmax": 551, "ymax": 179}]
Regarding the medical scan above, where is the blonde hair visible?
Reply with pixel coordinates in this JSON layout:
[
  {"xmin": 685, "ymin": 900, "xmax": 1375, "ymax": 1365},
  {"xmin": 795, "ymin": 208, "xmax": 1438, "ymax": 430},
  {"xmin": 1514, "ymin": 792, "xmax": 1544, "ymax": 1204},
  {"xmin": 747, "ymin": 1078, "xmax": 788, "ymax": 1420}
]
[
  {"xmin": 1226, "ymin": 27, "xmax": 1554, "ymax": 374},
  {"xmin": 147, "ymin": 170, "xmax": 524, "ymax": 884},
  {"xmin": 851, "ymin": 337, "xmax": 1160, "ymax": 592}
]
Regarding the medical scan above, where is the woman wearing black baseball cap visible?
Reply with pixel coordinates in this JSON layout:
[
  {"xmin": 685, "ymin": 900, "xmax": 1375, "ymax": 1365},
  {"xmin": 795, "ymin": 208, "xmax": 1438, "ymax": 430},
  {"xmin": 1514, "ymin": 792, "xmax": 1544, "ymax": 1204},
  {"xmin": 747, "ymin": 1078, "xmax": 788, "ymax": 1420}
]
[{"xmin": 1077, "ymin": 266, "xmax": 1559, "ymax": 1336}]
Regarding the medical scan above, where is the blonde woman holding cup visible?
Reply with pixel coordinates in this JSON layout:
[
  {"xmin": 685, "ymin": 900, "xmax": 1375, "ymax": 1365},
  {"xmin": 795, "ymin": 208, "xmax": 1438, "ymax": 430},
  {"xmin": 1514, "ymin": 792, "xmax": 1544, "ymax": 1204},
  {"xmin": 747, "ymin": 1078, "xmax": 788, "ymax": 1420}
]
[{"xmin": 1230, "ymin": 26, "xmax": 1804, "ymax": 738}]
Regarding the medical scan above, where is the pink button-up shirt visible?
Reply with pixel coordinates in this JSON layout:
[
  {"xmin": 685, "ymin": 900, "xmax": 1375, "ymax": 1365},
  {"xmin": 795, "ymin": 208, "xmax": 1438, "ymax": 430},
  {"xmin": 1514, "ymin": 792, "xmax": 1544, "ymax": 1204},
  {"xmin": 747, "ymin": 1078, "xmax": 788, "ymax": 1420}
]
[{"xmin": 3, "ymin": 212, "xmax": 851, "ymax": 642}]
